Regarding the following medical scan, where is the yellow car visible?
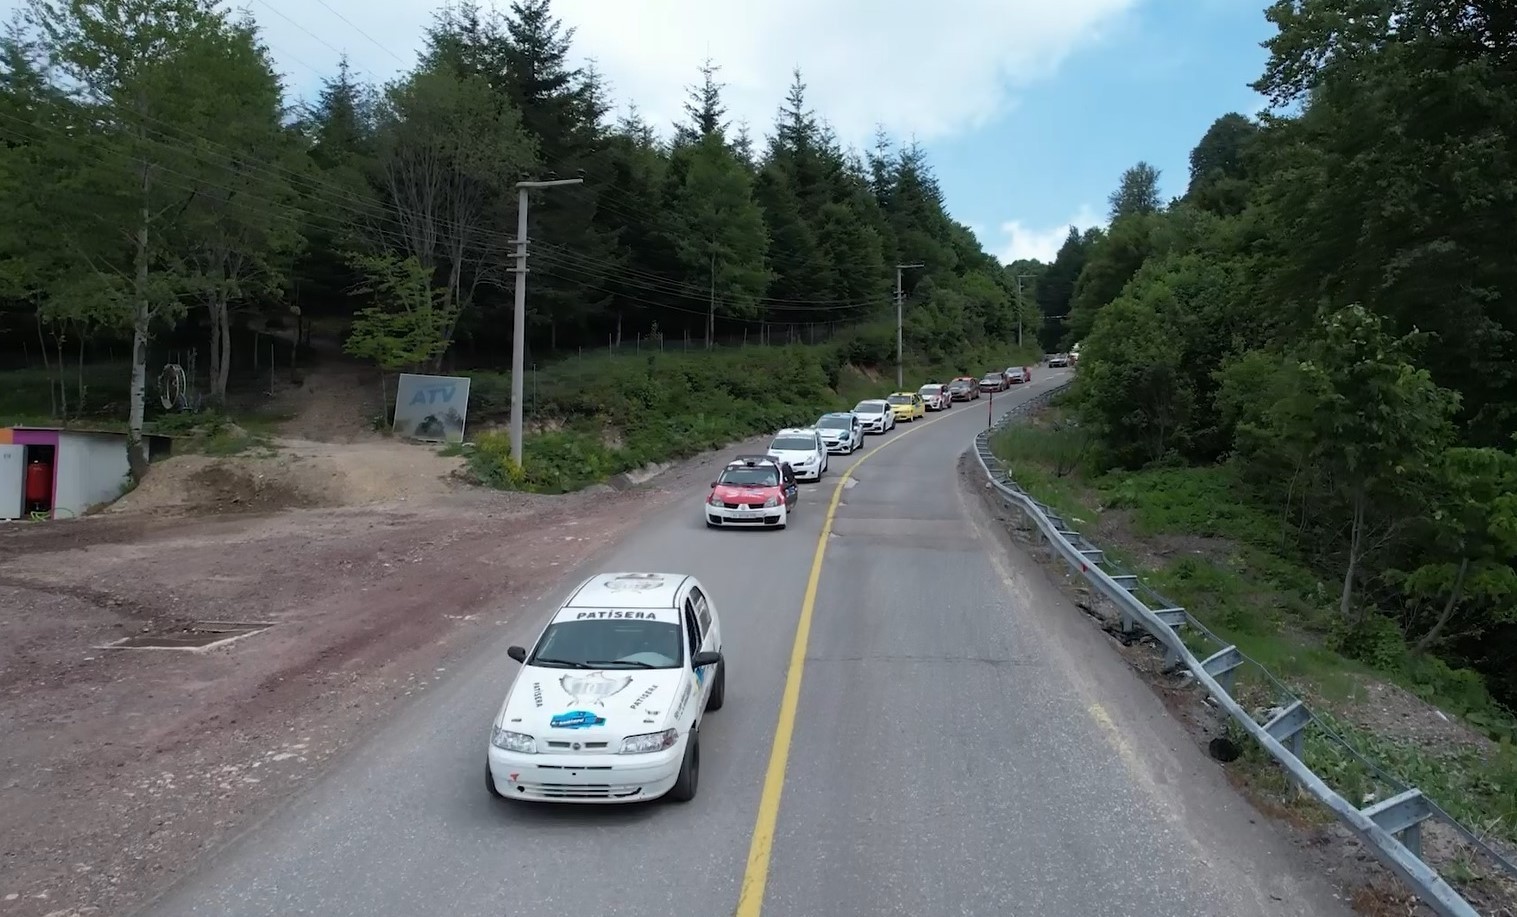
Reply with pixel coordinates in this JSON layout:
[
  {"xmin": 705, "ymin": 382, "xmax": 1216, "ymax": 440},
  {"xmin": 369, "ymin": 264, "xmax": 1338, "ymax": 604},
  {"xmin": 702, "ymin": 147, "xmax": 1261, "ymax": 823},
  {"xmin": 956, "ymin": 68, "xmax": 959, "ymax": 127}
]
[{"xmin": 885, "ymin": 391, "xmax": 925, "ymax": 422}]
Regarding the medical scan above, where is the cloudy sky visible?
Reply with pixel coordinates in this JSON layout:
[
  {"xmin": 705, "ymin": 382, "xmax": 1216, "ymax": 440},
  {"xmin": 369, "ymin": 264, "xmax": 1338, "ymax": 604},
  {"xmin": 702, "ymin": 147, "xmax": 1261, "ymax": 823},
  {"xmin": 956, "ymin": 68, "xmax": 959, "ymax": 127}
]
[{"xmin": 19, "ymin": 0, "xmax": 1276, "ymax": 264}]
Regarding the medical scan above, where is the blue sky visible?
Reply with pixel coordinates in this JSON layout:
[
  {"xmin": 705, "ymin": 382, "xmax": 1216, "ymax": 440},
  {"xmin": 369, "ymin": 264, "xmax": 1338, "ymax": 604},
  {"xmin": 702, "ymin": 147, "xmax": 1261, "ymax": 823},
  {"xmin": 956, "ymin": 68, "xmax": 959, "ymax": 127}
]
[
  {"xmin": 934, "ymin": 2, "xmax": 1276, "ymax": 261},
  {"xmin": 4, "ymin": 0, "xmax": 1277, "ymax": 264}
]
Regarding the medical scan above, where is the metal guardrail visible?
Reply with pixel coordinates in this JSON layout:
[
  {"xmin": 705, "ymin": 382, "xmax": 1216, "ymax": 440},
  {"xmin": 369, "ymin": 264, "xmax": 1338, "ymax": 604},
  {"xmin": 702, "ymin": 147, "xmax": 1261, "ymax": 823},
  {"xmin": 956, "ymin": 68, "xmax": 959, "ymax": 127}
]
[{"xmin": 975, "ymin": 381, "xmax": 1513, "ymax": 917}]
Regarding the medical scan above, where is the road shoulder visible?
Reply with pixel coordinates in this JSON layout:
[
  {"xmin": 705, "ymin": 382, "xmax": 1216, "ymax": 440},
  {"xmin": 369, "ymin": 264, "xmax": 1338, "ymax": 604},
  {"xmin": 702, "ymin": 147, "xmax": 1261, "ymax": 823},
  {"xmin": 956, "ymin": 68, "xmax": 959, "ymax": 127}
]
[{"xmin": 955, "ymin": 450, "xmax": 1357, "ymax": 915}]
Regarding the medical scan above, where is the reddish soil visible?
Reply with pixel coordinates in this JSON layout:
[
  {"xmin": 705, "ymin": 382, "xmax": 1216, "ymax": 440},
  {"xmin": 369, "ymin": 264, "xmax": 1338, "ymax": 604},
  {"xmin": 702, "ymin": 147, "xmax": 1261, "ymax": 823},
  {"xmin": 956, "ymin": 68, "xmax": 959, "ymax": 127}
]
[{"xmin": 0, "ymin": 433, "xmax": 765, "ymax": 917}]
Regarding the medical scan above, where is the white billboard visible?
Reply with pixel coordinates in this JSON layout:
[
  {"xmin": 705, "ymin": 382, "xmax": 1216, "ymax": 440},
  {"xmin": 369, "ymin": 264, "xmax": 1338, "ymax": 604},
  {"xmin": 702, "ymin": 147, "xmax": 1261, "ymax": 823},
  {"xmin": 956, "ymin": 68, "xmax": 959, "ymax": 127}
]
[{"xmin": 393, "ymin": 373, "xmax": 471, "ymax": 444}]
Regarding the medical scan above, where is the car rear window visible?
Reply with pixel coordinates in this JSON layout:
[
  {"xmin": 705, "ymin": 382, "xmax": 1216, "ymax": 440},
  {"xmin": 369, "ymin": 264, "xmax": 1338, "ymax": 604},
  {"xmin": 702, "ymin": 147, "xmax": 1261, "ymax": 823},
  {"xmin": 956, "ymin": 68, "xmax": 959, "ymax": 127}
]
[{"xmin": 770, "ymin": 436, "xmax": 815, "ymax": 451}]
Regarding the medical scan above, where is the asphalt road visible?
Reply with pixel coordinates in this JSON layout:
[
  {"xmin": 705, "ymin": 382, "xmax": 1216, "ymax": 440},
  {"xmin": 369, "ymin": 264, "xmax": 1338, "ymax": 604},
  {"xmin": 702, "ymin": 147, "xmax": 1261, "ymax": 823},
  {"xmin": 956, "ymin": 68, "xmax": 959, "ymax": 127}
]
[{"xmin": 142, "ymin": 370, "xmax": 1349, "ymax": 917}]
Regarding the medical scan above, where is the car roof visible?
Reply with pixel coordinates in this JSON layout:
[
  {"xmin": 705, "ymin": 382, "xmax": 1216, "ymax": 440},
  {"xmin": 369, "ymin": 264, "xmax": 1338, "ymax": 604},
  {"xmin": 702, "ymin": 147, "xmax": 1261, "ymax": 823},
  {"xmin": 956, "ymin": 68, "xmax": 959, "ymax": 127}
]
[
  {"xmin": 773, "ymin": 427, "xmax": 818, "ymax": 437},
  {"xmin": 888, "ymin": 391, "xmax": 914, "ymax": 396},
  {"xmin": 819, "ymin": 411, "xmax": 853, "ymax": 418},
  {"xmin": 854, "ymin": 399, "xmax": 886, "ymax": 406},
  {"xmin": 562, "ymin": 572, "xmax": 691, "ymax": 612},
  {"xmin": 729, "ymin": 453, "xmax": 783, "ymax": 467}
]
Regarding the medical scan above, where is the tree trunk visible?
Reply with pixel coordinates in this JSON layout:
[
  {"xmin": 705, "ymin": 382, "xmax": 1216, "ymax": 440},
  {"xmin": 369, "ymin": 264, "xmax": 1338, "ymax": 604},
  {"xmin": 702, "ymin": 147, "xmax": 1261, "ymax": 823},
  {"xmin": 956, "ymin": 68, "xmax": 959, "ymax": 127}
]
[
  {"xmin": 1338, "ymin": 486, "xmax": 1366, "ymax": 621},
  {"xmin": 127, "ymin": 198, "xmax": 152, "ymax": 481},
  {"xmin": 216, "ymin": 298, "xmax": 232, "ymax": 400},
  {"xmin": 207, "ymin": 296, "xmax": 223, "ymax": 403},
  {"xmin": 1413, "ymin": 557, "xmax": 1470, "ymax": 656},
  {"xmin": 56, "ymin": 334, "xmax": 67, "ymax": 420},
  {"xmin": 76, "ymin": 330, "xmax": 85, "ymax": 408}
]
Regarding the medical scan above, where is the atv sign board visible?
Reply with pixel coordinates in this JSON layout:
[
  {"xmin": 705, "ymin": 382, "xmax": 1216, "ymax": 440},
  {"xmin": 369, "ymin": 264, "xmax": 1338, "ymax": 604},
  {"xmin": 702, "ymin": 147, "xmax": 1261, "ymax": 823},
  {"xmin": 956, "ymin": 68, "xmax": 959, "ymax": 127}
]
[{"xmin": 393, "ymin": 373, "xmax": 472, "ymax": 444}]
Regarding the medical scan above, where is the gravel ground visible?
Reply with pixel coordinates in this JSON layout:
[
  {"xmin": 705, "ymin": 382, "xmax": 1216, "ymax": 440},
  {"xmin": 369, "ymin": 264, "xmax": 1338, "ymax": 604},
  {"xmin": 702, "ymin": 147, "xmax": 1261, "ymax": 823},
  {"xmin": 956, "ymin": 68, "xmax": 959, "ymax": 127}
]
[{"xmin": 0, "ymin": 433, "xmax": 768, "ymax": 917}]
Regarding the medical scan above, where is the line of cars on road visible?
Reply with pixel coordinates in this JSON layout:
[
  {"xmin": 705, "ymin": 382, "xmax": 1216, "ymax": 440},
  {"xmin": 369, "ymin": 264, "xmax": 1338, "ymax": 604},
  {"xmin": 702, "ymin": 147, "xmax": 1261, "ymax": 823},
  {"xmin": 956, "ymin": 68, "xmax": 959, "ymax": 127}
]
[
  {"xmin": 703, "ymin": 380, "xmax": 980, "ymax": 531},
  {"xmin": 483, "ymin": 358, "xmax": 1074, "ymax": 809}
]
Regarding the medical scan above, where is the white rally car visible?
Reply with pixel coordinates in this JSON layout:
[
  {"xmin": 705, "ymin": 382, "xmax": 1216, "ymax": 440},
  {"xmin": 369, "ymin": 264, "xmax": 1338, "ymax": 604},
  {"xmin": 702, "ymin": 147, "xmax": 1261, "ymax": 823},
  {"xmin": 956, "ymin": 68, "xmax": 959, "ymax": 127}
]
[
  {"xmin": 766, "ymin": 428, "xmax": 828, "ymax": 482},
  {"xmin": 487, "ymin": 572, "xmax": 725, "ymax": 804},
  {"xmin": 852, "ymin": 399, "xmax": 896, "ymax": 434}
]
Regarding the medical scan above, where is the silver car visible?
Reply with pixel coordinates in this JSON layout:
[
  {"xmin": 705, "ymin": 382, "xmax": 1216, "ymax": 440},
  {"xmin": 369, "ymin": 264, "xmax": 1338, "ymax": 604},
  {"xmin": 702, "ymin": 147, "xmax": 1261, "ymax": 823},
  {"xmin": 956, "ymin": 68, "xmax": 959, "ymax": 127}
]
[{"xmin": 815, "ymin": 412, "xmax": 864, "ymax": 454}]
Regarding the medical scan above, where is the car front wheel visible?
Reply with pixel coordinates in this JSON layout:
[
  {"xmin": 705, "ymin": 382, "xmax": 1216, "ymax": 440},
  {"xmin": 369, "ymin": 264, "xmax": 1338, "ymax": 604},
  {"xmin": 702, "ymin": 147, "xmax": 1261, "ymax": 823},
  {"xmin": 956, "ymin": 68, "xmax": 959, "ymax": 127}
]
[
  {"xmin": 706, "ymin": 660, "xmax": 725, "ymax": 712},
  {"xmin": 667, "ymin": 732, "xmax": 699, "ymax": 802}
]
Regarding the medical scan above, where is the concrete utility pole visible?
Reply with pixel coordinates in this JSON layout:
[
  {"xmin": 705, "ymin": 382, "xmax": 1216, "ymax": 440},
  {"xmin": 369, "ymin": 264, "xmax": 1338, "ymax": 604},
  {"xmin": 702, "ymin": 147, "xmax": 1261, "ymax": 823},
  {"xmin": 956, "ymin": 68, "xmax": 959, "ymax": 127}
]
[
  {"xmin": 1014, "ymin": 273, "xmax": 1034, "ymax": 347},
  {"xmin": 510, "ymin": 175, "xmax": 584, "ymax": 468},
  {"xmin": 895, "ymin": 262, "xmax": 924, "ymax": 389}
]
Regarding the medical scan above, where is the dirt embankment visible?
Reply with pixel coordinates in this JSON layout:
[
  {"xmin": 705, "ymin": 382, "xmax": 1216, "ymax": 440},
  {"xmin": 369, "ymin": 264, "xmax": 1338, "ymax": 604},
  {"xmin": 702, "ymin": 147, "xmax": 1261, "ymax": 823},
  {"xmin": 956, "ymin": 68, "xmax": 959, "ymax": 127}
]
[{"xmin": 0, "ymin": 367, "xmax": 767, "ymax": 917}]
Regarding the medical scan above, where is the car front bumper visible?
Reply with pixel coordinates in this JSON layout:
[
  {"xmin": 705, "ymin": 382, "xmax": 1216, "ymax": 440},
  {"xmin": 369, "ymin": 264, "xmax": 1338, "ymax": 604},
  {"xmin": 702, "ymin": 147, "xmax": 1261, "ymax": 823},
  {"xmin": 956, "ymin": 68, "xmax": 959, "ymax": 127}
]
[
  {"xmin": 707, "ymin": 500, "xmax": 787, "ymax": 526},
  {"xmin": 488, "ymin": 737, "xmax": 687, "ymax": 803},
  {"xmin": 821, "ymin": 436, "xmax": 854, "ymax": 454},
  {"xmin": 790, "ymin": 462, "xmax": 822, "ymax": 481},
  {"xmin": 860, "ymin": 417, "xmax": 887, "ymax": 432}
]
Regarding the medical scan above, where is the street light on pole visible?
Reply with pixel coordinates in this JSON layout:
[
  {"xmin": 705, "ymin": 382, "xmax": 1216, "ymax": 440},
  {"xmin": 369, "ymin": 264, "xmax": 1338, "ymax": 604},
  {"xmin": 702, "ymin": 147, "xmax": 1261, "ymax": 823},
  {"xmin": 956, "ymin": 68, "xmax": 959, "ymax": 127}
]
[
  {"xmin": 895, "ymin": 262, "xmax": 924, "ymax": 389},
  {"xmin": 510, "ymin": 174, "xmax": 584, "ymax": 468}
]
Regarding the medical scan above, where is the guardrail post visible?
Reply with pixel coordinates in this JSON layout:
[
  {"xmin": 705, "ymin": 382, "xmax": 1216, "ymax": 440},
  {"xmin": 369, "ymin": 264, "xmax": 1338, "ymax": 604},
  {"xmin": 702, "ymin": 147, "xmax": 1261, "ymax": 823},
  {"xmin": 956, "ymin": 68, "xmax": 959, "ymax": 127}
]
[
  {"xmin": 1262, "ymin": 699, "xmax": 1311, "ymax": 763},
  {"xmin": 1200, "ymin": 645, "xmax": 1244, "ymax": 697},
  {"xmin": 1361, "ymin": 789, "xmax": 1433, "ymax": 860}
]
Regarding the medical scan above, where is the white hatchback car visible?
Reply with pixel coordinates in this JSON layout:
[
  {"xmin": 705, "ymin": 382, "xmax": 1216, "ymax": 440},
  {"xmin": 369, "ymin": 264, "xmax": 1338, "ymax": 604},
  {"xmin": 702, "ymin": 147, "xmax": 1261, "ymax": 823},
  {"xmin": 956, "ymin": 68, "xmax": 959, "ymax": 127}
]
[
  {"xmin": 487, "ymin": 572, "xmax": 725, "ymax": 804},
  {"xmin": 852, "ymin": 399, "xmax": 896, "ymax": 434},
  {"xmin": 766, "ymin": 428, "xmax": 828, "ymax": 481}
]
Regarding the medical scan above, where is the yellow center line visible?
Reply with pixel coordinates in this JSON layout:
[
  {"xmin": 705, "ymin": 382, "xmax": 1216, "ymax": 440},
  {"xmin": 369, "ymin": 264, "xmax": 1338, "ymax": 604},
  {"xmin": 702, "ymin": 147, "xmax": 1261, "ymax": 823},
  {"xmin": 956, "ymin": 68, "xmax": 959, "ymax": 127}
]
[{"xmin": 732, "ymin": 405, "xmax": 954, "ymax": 916}]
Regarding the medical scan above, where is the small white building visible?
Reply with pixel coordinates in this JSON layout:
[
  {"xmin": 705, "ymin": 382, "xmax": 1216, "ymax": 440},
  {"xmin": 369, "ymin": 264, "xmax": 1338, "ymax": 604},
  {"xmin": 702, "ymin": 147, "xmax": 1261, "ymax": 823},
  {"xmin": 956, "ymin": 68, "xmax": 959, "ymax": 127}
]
[{"xmin": 0, "ymin": 426, "xmax": 170, "ymax": 521}]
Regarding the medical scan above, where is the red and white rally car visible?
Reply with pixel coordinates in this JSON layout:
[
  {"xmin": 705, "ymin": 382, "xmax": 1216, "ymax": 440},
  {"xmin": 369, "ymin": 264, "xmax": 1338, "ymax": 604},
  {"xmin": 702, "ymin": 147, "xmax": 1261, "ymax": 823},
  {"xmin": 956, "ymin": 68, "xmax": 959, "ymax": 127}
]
[{"xmin": 704, "ymin": 455, "xmax": 799, "ymax": 529}]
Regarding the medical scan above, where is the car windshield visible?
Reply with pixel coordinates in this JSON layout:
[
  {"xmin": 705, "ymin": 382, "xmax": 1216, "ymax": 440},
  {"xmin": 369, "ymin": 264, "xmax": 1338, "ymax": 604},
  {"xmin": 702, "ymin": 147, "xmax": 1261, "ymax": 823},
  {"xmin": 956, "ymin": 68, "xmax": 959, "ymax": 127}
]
[
  {"xmin": 529, "ymin": 618, "xmax": 683, "ymax": 670},
  {"xmin": 853, "ymin": 402, "xmax": 883, "ymax": 414},
  {"xmin": 918, "ymin": 386, "xmax": 941, "ymax": 395},
  {"xmin": 770, "ymin": 436, "xmax": 816, "ymax": 451},
  {"xmin": 981, "ymin": 376, "xmax": 999, "ymax": 383},
  {"xmin": 887, "ymin": 395, "xmax": 911, "ymax": 405},
  {"xmin": 949, "ymin": 381, "xmax": 968, "ymax": 389},
  {"xmin": 816, "ymin": 415, "xmax": 851, "ymax": 430},
  {"xmin": 719, "ymin": 465, "xmax": 778, "ymax": 486}
]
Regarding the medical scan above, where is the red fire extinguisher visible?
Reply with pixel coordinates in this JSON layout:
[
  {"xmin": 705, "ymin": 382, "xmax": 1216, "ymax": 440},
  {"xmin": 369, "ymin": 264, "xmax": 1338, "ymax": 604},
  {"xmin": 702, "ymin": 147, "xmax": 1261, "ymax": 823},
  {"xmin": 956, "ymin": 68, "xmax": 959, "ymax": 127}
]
[{"xmin": 24, "ymin": 457, "xmax": 51, "ymax": 506}]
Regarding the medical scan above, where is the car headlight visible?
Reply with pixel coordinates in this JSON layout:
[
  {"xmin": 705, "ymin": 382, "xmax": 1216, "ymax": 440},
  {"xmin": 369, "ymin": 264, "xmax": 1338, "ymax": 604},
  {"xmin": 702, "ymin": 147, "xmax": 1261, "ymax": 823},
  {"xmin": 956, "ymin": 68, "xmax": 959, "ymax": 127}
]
[
  {"xmin": 619, "ymin": 729, "xmax": 678, "ymax": 754},
  {"xmin": 491, "ymin": 726, "xmax": 536, "ymax": 754},
  {"xmin": 764, "ymin": 495, "xmax": 779, "ymax": 507},
  {"xmin": 708, "ymin": 491, "xmax": 722, "ymax": 506}
]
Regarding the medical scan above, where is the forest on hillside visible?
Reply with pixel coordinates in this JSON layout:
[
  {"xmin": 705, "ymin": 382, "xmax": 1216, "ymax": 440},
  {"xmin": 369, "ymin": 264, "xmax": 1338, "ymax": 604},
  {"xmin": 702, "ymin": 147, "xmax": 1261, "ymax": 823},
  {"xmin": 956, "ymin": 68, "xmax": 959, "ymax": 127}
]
[
  {"xmin": 0, "ymin": 0, "xmax": 1041, "ymax": 469},
  {"xmin": 1030, "ymin": 0, "xmax": 1517, "ymax": 708}
]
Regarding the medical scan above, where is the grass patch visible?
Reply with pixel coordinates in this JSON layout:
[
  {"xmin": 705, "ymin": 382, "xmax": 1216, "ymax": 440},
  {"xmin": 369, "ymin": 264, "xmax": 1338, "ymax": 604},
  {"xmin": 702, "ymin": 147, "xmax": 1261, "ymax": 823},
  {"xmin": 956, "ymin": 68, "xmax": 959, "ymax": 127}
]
[{"xmin": 990, "ymin": 403, "xmax": 1517, "ymax": 845}]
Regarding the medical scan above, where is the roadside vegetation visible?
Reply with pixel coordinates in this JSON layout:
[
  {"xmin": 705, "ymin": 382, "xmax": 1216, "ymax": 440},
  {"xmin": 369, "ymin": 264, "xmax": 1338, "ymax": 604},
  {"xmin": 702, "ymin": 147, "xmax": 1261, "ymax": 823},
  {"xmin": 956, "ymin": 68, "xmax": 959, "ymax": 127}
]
[
  {"xmin": 0, "ymin": 0, "xmax": 1040, "ymax": 491},
  {"xmin": 999, "ymin": 0, "xmax": 1517, "ymax": 900}
]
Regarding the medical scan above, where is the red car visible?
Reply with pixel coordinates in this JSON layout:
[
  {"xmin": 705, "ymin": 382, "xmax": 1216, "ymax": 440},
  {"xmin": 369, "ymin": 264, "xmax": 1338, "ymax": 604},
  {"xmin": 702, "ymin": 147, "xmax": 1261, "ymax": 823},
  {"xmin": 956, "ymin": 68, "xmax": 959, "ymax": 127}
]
[{"xmin": 705, "ymin": 455, "xmax": 798, "ymax": 529}]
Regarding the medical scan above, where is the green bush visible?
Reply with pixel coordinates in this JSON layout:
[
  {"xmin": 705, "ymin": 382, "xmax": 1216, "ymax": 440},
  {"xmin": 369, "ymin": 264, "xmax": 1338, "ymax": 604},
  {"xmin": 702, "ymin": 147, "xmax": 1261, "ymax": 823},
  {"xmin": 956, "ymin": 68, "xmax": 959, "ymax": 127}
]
[{"xmin": 458, "ymin": 339, "xmax": 1038, "ymax": 495}]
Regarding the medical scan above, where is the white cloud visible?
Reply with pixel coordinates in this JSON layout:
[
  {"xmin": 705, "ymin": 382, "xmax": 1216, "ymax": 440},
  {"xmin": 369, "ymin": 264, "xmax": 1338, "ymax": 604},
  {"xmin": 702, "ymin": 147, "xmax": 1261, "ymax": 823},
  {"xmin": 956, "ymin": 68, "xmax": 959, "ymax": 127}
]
[
  {"xmin": 995, "ymin": 204, "xmax": 1106, "ymax": 263},
  {"xmin": 252, "ymin": 0, "xmax": 1140, "ymax": 148}
]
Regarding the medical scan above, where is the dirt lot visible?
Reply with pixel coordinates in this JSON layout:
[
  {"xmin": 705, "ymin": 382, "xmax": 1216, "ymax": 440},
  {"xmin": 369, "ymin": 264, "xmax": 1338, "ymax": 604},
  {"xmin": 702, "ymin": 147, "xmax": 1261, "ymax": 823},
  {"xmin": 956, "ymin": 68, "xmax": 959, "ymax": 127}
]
[
  {"xmin": 960, "ymin": 453, "xmax": 1517, "ymax": 917},
  {"xmin": 0, "ymin": 426, "xmax": 766, "ymax": 917}
]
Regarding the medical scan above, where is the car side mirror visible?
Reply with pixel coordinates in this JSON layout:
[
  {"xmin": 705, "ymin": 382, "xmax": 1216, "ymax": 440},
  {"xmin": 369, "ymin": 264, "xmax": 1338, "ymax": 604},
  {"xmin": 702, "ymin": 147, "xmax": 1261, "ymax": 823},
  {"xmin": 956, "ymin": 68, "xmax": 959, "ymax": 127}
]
[
  {"xmin": 691, "ymin": 650, "xmax": 723, "ymax": 668},
  {"xmin": 710, "ymin": 481, "xmax": 718, "ymax": 488},
  {"xmin": 507, "ymin": 645, "xmax": 527, "ymax": 663}
]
